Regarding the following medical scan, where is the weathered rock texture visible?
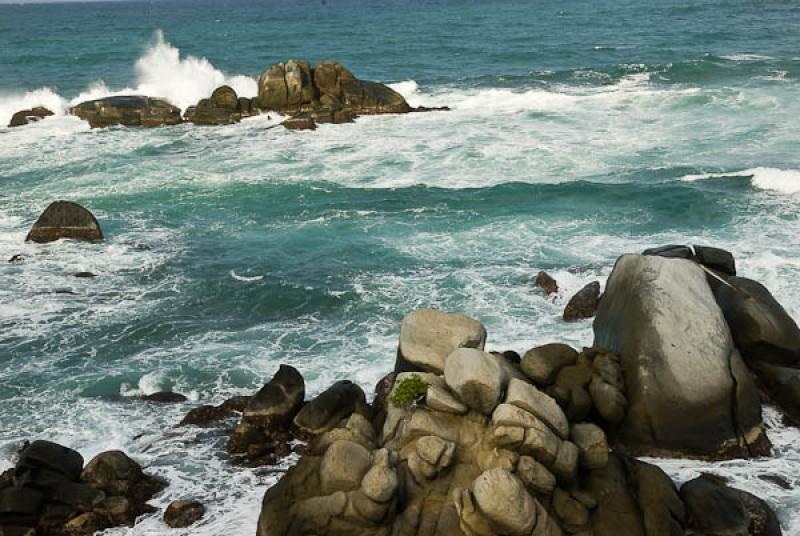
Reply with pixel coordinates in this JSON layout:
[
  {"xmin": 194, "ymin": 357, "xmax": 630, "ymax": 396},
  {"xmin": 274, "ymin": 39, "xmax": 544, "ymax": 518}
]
[
  {"xmin": 9, "ymin": 106, "xmax": 53, "ymax": 127},
  {"xmin": 594, "ymin": 254, "xmax": 767, "ymax": 458},
  {"xmin": 25, "ymin": 201, "xmax": 103, "ymax": 243},
  {"xmin": 0, "ymin": 441, "xmax": 164, "ymax": 536},
  {"xmin": 184, "ymin": 85, "xmax": 258, "ymax": 125},
  {"xmin": 70, "ymin": 96, "xmax": 183, "ymax": 128},
  {"xmin": 254, "ymin": 60, "xmax": 415, "ymax": 130}
]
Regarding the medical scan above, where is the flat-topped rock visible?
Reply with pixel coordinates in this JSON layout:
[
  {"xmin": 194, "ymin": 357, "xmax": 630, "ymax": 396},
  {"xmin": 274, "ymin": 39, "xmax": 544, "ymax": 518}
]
[{"xmin": 70, "ymin": 96, "xmax": 183, "ymax": 128}]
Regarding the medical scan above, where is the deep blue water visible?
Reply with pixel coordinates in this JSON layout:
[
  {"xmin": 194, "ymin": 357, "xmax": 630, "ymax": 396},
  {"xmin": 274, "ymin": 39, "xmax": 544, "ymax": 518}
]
[{"xmin": 1, "ymin": 0, "xmax": 800, "ymax": 533}]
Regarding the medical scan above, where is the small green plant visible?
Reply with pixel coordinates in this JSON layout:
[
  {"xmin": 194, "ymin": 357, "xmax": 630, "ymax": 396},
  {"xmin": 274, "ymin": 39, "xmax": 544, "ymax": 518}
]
[{"xmin": 389, "ymin": 374, "xmax": 429, "ymax": 408}]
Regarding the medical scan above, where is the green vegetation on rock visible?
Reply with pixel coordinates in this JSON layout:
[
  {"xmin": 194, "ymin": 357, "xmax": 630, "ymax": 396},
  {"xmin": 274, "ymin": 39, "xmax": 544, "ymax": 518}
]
[{"xmin": 390, "ymin": 375, "xmax": 429, "ymax": 408}]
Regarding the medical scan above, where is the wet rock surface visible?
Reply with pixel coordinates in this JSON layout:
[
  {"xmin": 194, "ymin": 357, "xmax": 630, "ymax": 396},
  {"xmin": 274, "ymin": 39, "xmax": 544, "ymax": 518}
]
[{"xmin": 25, "ymin": 201, "xmax": 103, "ymax": 243}]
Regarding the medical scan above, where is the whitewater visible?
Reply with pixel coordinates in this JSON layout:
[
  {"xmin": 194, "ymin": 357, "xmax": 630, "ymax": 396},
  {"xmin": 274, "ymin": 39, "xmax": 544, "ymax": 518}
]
[{"xmin": 2, "ymin": 0, "xmax": 800, "ymax": 533}]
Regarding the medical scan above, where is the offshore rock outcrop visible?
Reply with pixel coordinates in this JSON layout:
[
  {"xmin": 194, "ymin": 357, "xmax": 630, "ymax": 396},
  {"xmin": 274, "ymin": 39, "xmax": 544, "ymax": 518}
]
[
  {"xmin": 69, "ymin": 96, "xmax": 183, "ymax": 128},
  {"xmin": 25, "ymin": 201, "xmax": 103, "ymax": 243},
  {"xmin": 9, "ymin": 106, "xmax": 53, "ymax": 127},
  {"xmin": 0, "ymin": 441, "xmax": 165, "ymax": 535}
]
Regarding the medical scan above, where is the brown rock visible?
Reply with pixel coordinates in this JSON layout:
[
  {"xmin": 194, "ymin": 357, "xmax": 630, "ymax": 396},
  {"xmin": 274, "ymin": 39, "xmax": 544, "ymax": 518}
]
[
  {"xmin": 9, "ymin": 106, "xmax": 54, "ymax": 127},
  {"xmin": 164, "ymin": 499, "xmax": 205, "ymax": 528},
  {"xmin": 564, "ymin": 281, "xmax": 601, "ymax": 321},
  {"xmin": 26, "ymin": 201, "xmax": 103, "ymax": 243},
  {"xmin": 535, "ymin": 271, "xmax": 559, "ymax": 295}
]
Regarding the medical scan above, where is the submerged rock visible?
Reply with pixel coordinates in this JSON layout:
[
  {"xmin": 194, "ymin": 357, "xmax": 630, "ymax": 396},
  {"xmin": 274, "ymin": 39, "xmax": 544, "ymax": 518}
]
[
  {"xmin": 142, "ymin": 391, "xmax": 187, "ymax": 403},
  {"xmin": 70, "ymin": 96, "xmax": 182, "ymax": 128},
  {"xmin": 594, "ymin": 254, "xmax": 766, "ymax": 458},
  {"xmin": 26, "ymin": 201, "xmax": 103, "ymax": 243},
  {"xmin": 9, "ymin": 106, "xmax": 53, "ymax": 127}
]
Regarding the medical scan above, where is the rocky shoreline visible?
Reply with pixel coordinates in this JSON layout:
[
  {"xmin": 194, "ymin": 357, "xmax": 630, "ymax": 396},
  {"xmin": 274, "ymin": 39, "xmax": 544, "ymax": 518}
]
[
  {"xmin": 5, "ymin": 202, "xmax": 800, "ymax": 534},
  {"xmin": 8, "ymin": 60, "xmax": 447, "ymax": 131}
]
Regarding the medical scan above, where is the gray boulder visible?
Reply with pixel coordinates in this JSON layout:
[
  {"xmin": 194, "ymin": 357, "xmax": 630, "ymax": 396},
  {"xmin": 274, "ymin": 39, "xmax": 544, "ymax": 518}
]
[
  {"xmin": 244, "ymin": 364, "xmax": 305, "ymax": 427},
  {"xmin": 593, "ymin": 254, "xmax": 766, "ymax": 458},
  {"xmin": 395, "ymin": 309, "xmax": 487, "ymax": 374},
  {"xmin": 564, "ymin": 281, "xmax": 601, "ymax": 321},
  {"xmin": 444, "ymin": 348, "xmax": 507, "ymax": 415},
  {"xmin": 293, "ymin": 380, "xmax": 368, "ymax": 437}
]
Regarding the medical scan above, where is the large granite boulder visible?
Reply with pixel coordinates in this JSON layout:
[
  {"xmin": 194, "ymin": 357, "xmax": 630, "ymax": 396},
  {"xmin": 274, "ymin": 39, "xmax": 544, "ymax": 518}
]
[
  {"xmin": 395, "ymin": 309, "xmax": 487, "ymax": 374},
  {"xmin": 9, "ymin": 106, "xmax": 53, "ymax": 127},
  {"xmin": 593, "ymin": 254, "xmax": 766, "ymax": 458},
  {"xmin": 26, "ymin": 201, "xmax": 103, "ymax": 243},
  {"xmin": 70, "ymin": 96, "xmax": 182, "ymax": 128},
  {"xmin": 256, "ymin": 60, "xmax": 410, "ymax": 118}
]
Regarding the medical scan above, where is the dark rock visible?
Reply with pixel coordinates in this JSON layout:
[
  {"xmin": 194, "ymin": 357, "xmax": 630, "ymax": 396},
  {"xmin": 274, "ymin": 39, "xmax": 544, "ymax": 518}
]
[
  {"xmin": 281, "ymin": 114, "xmax": 316, "ymax": 130},
  {"xmin": 16, "ymin": 440, "xmax": 83, "ymax": 483},
  {"xmin": 694, "ymin": 245, "xmax": 736, "ymax": 276},
  {"xmin": 0, "ymin": 486, "xmax": 45, "ymax": 515},
  {"xmin": 565, "ymin": 385, "xmax": 593, "ymax": 422},
  {"xmin": 714, "ymin": 276, "xmax": 800, "ymax": 368},
  {"xmin": 535, "ymin": 270, "xmax": 559, "ymax": 295},
  {"xmin": 8, "ymin": 254, "xmax": 25, "ymax": 264},
  {"xmin": 9, "ymin": 106, "xmax": 53, "ymax": 127},
  {"xmin": 25, "ymin": 201, "xmax": 103, "ymax": 243},
  {"xmin": 62, "ymin": 511, "xmax": 109, "ymax": 534},
  {"xmin": 750, "ymin": 362, "xmax": 800, "ymax": 424},
  {"xmin": 521, "ymin": 343, "xmax": 579, "ymax": 385},
  {"xmin": 594, "ymin": 254, "xmax": 766, "ymax": 458},
  {"xmin": 501, "ymin": 350, "xmax": 521, "ymax": 365},
  {"xmin": 142, "ymin": 391, "xmax": 187, "ymax": 403},
  {"xmin": 81, "ymin": 450, "xmax": 165, "ymax": 508},
  {"xmin": 244, "ymin": 365, "xmax": 305, "ymax": 428},
  {"xmin": 70, "ymin": 96, "xmax": 183, "ymax": 128},
  {"xmin": 371, "ymin": 372, "xmax": 396, "ymax": 431},
  {"xmin": 564, "ymin": 281, "xmax": 601, "ymax": 321},
  {"xmin": 164, "ymin": 499, "xmax": 205, "ymax": 528},
  {"xmin": 72, "ymin": 272, "xmax": 96, "ymax": 278},
  {"xmin": 410, "ymin": 105, "xmax": 451, "ymax": 112},
  {"xmin": 681, "ymin": 474, "xmax": 782, "ymax": 536},
  {"xmin": 758, "ymin": 474, "xmax": 792, "ymax": 490},
  {"xmin": 178, "ymin": 395, "xmax": 251, "ymax": 426},
  {"xmin": 642, "ymin": 244, "xmax": 695, "ymax": 260},
  {"xmin": 292, "ymin": 380, "xmax": 368, "ymax": 438},
  {"xmin": 50, "ymin": 481, "xmax": 105, "ymax": 512},
  {"xmin": 588, "ymin": 453, "xmax": 685, "ymax": 536}
]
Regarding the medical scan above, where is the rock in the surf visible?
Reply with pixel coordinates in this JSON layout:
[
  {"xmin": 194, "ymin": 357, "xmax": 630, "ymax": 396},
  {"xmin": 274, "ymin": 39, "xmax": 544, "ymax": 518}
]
[
  {"xmin": 593, "ymin": 254, "xmax": 767, "ymax": 458},
  {"xmin": 185, "ymin": 85, "xmax": 256, "ymax": 125},
  {"xmin": 694, "ymin": 245, "xmax": 736, "ymax": 276},
  {"xmin": 563, "ymin": 281, "xmax": 601, "ymax": 321},
  {"xmin": 281, "ymin": 114, "xmax": 317, "ymax": 130},
  {"xmin": 70, "ymin": 96, "xmax": 183, "ymax": 128},
  {"xmin": 0, "ymin": 441, "xmax": 164, "ymax": 535},
  {"xmin": 680, "ymin": 474, "xmax": 782, "ymax": 536},
  {"xmin": 164, "ymin": 499, "xmax": 205, "ymax": 528},
  {"xmin": 256, "ymin": 60, "xmax": 410, "ymax": 119},
  {"xmin": 535, "ymin": 270, "xmax": 559, "ymax": 295},
  {"xmin": 8, "ymin": 106, "xmax": 54, "ymax": 127},
  {"xmin": 26, "ymin": 201, "xmax": 103, "ymax": 243}
]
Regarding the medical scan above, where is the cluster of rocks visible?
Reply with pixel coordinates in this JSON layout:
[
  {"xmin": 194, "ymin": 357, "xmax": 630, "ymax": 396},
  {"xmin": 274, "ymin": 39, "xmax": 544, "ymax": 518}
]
[
  {"xmin": 0, "ymin": 441, "xmax": 164, "ymax": 535},
  {"xmin": 245, "ymin": 291, "xmax": 786, "ymax": 535},
  {"xmin": 8, "ymin": 60, "xmax": 443, "ymax": 132},
  {"xmin": 8, "ymin": 107, "xmax": 53, "ymax": 128}
]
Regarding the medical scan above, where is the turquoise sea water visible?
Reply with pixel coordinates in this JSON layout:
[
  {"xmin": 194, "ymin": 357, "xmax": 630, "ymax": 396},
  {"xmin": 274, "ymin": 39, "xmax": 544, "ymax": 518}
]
[{"xmin": 2, "ymin": 0, "xmax": 800, "ymax": 533}]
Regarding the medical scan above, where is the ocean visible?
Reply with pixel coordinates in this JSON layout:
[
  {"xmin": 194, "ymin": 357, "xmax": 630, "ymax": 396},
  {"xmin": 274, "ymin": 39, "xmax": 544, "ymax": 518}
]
[{"xmin": 1, "ymin": 0, "xmax": 799, "ymax": 533}]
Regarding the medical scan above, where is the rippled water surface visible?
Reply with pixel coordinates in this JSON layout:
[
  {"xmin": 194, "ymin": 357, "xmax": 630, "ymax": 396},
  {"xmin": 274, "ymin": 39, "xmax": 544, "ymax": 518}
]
[{"xmin": 1, "ymin": 0, "xmax": 800, "ymax": 533}]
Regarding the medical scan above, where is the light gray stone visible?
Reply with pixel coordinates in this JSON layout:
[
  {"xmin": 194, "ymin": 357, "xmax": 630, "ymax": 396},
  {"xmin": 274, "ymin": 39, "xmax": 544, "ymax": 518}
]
[
  {"xmin": 444, "ymin": 348, "xmax": 508, "ymax": 415},
  {"xmin": 505, "ymin": 378, "xmax": 569, "ymax": 439},
  {"xmin": 397, "ymin": 309, "xmax": 487, "ymax": 374},
  {"xmin": 319, "ymin": 440, "xmax": 371, "ymax": 495},
  {"xmin": 571, "ymin": 423, "xmax": 609, "ymax": 470},
  {"xmin": 472, "ymin": 468, "xmax": 538, "ymax": 535}
]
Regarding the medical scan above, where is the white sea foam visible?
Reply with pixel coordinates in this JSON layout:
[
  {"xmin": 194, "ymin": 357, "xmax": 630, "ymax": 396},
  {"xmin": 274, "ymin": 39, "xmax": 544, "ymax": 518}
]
[
  {"xmin": 721, "ymin": 53, "xmax": 773, "ymax": 62},
  {"xmin": 230, "ymin": 270, "xmax": 264, "ymax": 281},
  {"xmin": 680, "ymin": 167, "xmax": 800, "ymax": 194},
  {"xmin": 0, "ymin": 30, "xmax": 256, "ymax": 126}
]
